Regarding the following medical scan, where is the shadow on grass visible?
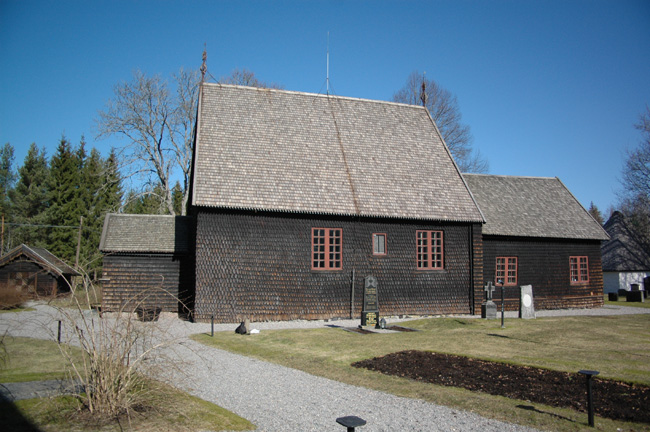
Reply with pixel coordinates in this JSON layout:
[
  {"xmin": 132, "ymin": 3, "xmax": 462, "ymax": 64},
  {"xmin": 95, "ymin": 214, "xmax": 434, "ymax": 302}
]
[
  {"xmin": 487, "ymin": 333, "xmax": 510, "ymax": 339},
  {"xmin": 516, "ymin": 404, "xmax": 577, "ymax": 423},
  {"xmin": 0, "ymin": 392, "xmax": 42, "ymax": 432}
]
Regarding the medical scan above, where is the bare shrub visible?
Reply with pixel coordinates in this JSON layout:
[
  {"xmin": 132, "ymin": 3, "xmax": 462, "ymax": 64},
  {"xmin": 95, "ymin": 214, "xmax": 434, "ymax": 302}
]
[
  {"xmin": 54, "ymin": 272, "xmax": 190, "ymax": 422},
  {"xmin": 0, "ymin": 287, "xmax": 28, "ymax": 310}
]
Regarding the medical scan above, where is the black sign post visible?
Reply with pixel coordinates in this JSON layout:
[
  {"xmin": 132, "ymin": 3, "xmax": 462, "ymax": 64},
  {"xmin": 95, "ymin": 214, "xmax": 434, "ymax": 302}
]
[{"xmin": 361, "ymin": 275, "xmax": 380, "ymax": 328}]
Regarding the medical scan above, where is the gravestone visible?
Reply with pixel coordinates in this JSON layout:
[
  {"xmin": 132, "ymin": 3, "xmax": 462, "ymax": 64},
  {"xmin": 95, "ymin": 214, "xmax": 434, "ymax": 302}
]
[
  {"xmin": 361, "ymin": 275, "xmax": 380, "ymax": 328},
  {"xmin": 481, "ymin": 281, "xmax": 497, "ymax": 319},
  {"xmin": 519, "ymin": 285, "xmax": 535, "ymax": 319}
]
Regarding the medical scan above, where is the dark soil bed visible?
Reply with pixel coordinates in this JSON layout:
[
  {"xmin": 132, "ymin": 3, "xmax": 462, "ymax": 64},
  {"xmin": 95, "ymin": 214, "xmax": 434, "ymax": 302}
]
[{"xmin": 352, "ymin": 350, "xmax": 650, "ymax": 424}]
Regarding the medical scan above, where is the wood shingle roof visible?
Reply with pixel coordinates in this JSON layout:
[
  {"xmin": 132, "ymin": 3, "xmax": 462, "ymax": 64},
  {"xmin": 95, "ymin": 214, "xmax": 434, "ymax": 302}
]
[
  {"xmin": 0, "ymin": 244, "xmax": 79, "ymax": 277},
  {"xmin": 463, "ymin": 174, "xmax": 609, "ymax": 241},
  {"xmin": 99, "ymin": 214, "xmax": 192, "ymax": 253},
  {"xmin": 191, "ymin": 84, "xmax": 484, "ymax": 223}
]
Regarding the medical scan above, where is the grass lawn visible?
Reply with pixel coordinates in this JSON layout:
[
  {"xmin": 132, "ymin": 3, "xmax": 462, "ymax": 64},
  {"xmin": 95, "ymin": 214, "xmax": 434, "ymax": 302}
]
[
  {"xmin": 193, "ymin": 314, "xmax": 650, "ymax": 432},
  {"xmin": 0, "ymin": 337, "xmax": 255, "ymax": 431},
  {"xmin": 604, "ymin": 295, "xmax": 650, "ymax": 309}
]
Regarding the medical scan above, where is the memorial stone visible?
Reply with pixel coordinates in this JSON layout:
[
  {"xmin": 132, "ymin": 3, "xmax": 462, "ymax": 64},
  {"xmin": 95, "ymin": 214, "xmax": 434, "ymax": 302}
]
[
  {"xmin": 361, "ymin": 275, "xmax": 380, "ymax": 328},
  {"xmin": 519, "ymin": 285, "xmax": 535, "ymax": 319},
  {"xmin": 481, "ymin": 281, "xmax": 497, "ymax": 319}
]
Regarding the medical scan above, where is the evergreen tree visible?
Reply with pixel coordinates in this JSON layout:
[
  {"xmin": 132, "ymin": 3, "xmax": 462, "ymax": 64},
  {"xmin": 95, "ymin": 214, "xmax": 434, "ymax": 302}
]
[
  {"xmin": 78, "ymin": 147, "xmax": 123, "ymax": 272},
  {"xmin": 588, "ymin": 202, "xmax": 604, "ymax": 225},
  {"xmin": 123, "ymin": 186, "xmax": 168, "ymax": 215},
  {"xmin": 9, "ymin": 143, "xmax": 49, "ymax": 248},
  {"xmin": 0, "ymin": 143, "xmax": 16, "ymax": 253},
  {"xmin": 46, "ymin": 136, "xmax": 84, "ymax": 264}
]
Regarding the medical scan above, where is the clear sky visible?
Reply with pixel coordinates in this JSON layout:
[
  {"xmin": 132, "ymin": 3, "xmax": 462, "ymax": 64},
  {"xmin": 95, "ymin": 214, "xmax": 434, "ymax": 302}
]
[{"xmin": 1, "ymin": 0, "xmax": 649, "ymax": 214}]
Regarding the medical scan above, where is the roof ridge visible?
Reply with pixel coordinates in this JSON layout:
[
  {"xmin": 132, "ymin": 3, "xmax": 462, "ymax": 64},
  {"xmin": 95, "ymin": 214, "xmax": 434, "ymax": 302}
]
[
  {"xmin": 462, "ymin": 173, "xmax": 557, "ymax": 180},
  {"xmin": 202, "ymin": 82, "xmax": 428, "ymax": 111}
]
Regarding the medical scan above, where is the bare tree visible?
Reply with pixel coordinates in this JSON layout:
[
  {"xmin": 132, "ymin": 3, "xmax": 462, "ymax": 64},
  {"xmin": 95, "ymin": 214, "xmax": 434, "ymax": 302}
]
[
  {"xmin": 393, "ymin": 71, "xmax": 488, "ymax": 173},
  {"xmin": 96, "ymin": 69, "xmax": 200, "ymax": 216},
  {"xmin": 622, "ymin": 106, "xmax": 650, "ymax": 200},
  {"xmin": 618, "ymin": 106, "xmax": 650, "ymax": 256},
  {"xmin": 219, "ymin": 68, "xmax": 285, "ymax": 89}
]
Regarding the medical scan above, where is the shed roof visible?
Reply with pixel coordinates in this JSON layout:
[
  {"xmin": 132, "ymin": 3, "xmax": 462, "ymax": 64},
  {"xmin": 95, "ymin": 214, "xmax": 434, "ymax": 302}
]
[
  {"xmin": 99, "ymin": 214, "xmax": 192, "ymax": 253},
  {"xmin": 462, "ymin": 174, "xmax": 609, "ymax": 241},
  {"xmin": 0, "ymin": 244, "xmax": 79, "ymax": 277},
  {"xmin": 190, "ymin": 84, "xmax": 484, "ymax": 223},
  {"xmin": 601, "ymin": 211, "xmax": 650, "ymax": 272}
]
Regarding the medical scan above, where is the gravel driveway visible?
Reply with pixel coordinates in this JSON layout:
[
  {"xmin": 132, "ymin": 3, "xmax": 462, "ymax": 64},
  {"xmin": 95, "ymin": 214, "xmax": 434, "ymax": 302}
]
[{"xmin": 2, "ymin": 303, "xmax": 648, "ymax": 431}]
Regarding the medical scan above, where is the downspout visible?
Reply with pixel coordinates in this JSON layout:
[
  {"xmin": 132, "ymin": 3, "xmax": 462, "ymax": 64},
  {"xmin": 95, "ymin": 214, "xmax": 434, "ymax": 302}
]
[{"xmin": 469, "ymin": 224, "xmax": 475, "ymax": 315}]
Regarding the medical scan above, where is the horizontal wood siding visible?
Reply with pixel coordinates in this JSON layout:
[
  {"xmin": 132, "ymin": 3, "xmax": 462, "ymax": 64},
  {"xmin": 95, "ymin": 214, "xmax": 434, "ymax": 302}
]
[
  {"xmin": 482, "ymin": 236, "xmax": 604, "ymax": 310},
  {"xmin": 101, "ymin": 254, "xmax": 189, "ymax": 313},
  {"xmin": 194, "ymin": 210, "xmax": 475, "ymax": 323}
]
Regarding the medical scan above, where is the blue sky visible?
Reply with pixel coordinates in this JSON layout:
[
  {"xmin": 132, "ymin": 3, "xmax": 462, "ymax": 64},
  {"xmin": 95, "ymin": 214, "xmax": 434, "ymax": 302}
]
[{"xmin": 1, "ymin": 0, "xmax": 649, "ymax": 214}]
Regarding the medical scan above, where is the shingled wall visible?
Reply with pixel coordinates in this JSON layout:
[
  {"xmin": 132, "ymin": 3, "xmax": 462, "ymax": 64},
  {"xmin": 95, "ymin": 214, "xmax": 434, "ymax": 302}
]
[
  {"xmin": 482, "ymin": 237, "xmax": 604, "ymax": 310},
  {"xmin": 194, "ymin": 209, "xmax": 480, "ymax": 323}
]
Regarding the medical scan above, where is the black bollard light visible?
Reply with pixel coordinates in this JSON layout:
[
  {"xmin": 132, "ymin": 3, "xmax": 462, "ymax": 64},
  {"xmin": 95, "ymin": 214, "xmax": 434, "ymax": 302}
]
[
  {"xmin": 211, "ymin": 315, "xmax": 214, "ymax": 337},
  {"xmin": 57, "ymin": 320, "xmax": 62, "ymax": 344},
  {"xmin": 578, "ymin": 369, "xmax": 599, "ymax": 427},
  {"xmin": 498, "ymin": 279, "xmax": 505, "ymax": 328},
  {"xmin": 336, "ymin": 415, "xmax": 366, "ymax": 432}
]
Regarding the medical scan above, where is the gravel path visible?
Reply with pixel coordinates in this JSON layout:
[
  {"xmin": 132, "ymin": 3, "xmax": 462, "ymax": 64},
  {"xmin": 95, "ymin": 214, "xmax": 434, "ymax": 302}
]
[{"xmin": 2, "ymin": 303, "xmax": 648, "ymax": 431}]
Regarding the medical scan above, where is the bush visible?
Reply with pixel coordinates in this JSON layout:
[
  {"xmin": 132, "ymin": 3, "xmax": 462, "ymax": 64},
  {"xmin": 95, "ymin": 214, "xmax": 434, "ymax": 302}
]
[
  {"xmin": 55, "ymin": 273, "xmax": 188, "ymax": 422},
  {"xmin": 0, "ymin": 288, "xmax": 27, "ymax": 310}
]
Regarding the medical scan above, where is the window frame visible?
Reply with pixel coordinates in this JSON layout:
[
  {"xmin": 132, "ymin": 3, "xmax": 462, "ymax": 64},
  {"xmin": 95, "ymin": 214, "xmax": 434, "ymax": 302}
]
[
  {"xmin": 311, "ymin": 228, "xmax": 343, "ymax": 271},
  {"xmin": 570, "ymin": 256, "xmax": 589, "ymax": 284},
  {"xmin": 495, "ymin": 257, "xmax": 518, "ymax": 286},
  {"xmin": 372, "ymin": 233, "xmax": 387, "ymax": 256},
  {"xmin": 416, "ymin": 230, "xmax": 444, "ymax": 270}
]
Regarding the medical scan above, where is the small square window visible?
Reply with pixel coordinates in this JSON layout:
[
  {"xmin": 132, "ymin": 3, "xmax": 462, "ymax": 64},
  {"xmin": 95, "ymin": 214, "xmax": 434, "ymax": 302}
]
[{"xmin": 373, "ymin": 233, "xmax": 387, "ymax": 256}]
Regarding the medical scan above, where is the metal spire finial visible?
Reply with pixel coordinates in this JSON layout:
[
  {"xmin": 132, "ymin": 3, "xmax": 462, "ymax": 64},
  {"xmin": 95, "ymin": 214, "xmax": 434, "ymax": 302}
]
[{"xmin": 200, "ymin": 44, "xmax": 207, "ymax": 82}]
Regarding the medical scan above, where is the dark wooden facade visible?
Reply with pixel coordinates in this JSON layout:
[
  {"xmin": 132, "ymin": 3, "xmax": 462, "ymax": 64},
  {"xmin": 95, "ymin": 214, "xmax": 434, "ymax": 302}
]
[
  {"xmin": 0, "ymin": 259, "xmax": 66, "ymax": 297},
  {"xmin": 102, "ymin": 253, "xmax": 193, "ymax": 314},
  {"xmin": 482, "ymin": 236, "xmax": 604, "ymax": 310},
  {"xmin": 193, "ymin": 209, "xmax": 483, "ymax": 322},
  {"xmin": 0, "ymin": 245, "xmax": 77, "ymax": 298}
]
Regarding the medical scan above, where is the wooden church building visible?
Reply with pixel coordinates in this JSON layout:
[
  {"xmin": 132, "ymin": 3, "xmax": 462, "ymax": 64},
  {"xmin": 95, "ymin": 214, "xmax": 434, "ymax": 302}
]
[{"xmin": 100, "ymin": 83, "xmax": 609, "ymax": 322}]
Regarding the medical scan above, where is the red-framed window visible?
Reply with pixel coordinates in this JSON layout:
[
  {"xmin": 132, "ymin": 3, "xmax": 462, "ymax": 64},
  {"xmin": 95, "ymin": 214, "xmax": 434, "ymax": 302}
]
[
  {"xmin": 372, "ymin": 233, "xmax": 387, "ymax": 256},
  {"xmin": 570, "ymin": 256, "xmax": 589, "ymax": 284},
  {"xmin": 416, "ymin": 230, "xmax": 443, "ymax": 270},
  {"xmin": 312, "ymin": 228, "xmax": 342, "ymax": 270},
  {"xmin": 496, "ymin": 257, "xmax": 518, "ymax": 286}
]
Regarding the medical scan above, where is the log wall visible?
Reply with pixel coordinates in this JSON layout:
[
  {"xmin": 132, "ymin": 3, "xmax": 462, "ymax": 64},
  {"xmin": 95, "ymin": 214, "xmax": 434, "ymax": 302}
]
[
  {"xmin": 482, "ymin": 236, "xmax": 604, "ymax": 310},
  {"xmin": 194, "ymin": 209, "xmax": 479, "ymax": 323}
]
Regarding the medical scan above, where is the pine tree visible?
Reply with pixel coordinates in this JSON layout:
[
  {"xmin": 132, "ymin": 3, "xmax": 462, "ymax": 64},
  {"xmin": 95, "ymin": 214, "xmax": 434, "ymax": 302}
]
[
  {"xmin": 46, "ymin": 136, "xmax": 83, "ymax": 264},
  {"xmin": 123, "ymin": 185, "xmax": 168, "ymax": 215},
  {"xmin": 588, "ymin": 202, "xmax": 604, "ymax": 225},
  {"xmin": 0, "ymin": 143, "xmax": 16, "ymax": 218},
  {"xmin": 78, "ymin": 147, "xmax": 123, "ymax": 272},
  {"xmin": 9, "ymin": 143, "xmax": 49, "ymax": 248}
]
